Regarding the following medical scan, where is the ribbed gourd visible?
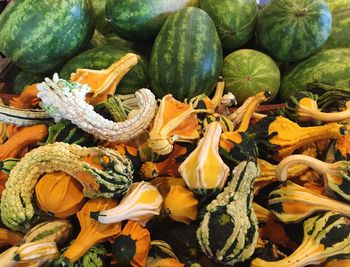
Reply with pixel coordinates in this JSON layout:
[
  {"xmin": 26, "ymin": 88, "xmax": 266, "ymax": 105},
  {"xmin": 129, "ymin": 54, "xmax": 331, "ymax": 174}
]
[
  {"xmin": 35, "ymin": 171, "xmax": 86, "ymax": 219},
  {"xmin": 196, "ymin": 161, "xmax": 259, "ymax": 265},
  {"xmin": 252, "ymin": 211, "xmax": 350, "ymax": 267}
]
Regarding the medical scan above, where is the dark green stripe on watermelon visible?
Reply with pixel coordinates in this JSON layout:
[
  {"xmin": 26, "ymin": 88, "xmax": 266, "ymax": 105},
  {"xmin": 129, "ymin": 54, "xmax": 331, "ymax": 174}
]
[
  {"xmin": 257, "ymin": 0, "xmax": 332, "ymax": 62},
  {"xmin": 0, "ymin": 0, "xmax": 94, "ymax": 74},
  {"xmin": 150, "ymin": 7, "xmax": 223, "ymax": 101},
  {"xmin": 279, "ymin": 48, "xmax": 350, "ymax": 101},
  {"xmin": 59, "ymin": 46, "xmax": 150, "ymax": 95}
]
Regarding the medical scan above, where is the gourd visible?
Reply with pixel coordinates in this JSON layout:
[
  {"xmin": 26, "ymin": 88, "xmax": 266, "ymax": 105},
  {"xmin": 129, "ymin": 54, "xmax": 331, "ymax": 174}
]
[
  {"xmin": 251, "ymin": 211, "xmax": 350, "ymax": 267},
  {"xmin": 147, "ymin": 258, "xmax": 184, "ymax": 267},
  {"xmin": 0, "ymin": 98, "xmax": 6, "ymax": 144},
  {"xmin": 0, "ymin": 124, "xmax": 48, "ymax": 161},
  {"xmin": 248, "ymin": 114, "xmax": 347, "ymax": 160},
  {"xmin": 268, "ymin": 181, "xmax": 350, "ymax": 223},
  {"xmin": 64, "ymin": 198, "xmax": 122, "ymax": 263},
  {"xmin": 276, "ymin": 154, "xmax": 350, "ymax": 202},
  {"xmin": 253, "ymin": 202, "xmax": 273, "ymax": 223},
  {"xmin": 196, "ymin": 161, "xmax": 259, "ymax": 265},
  {"xmin": 22, "ymin": 219, "xmax": 73, "ymax": 245},
  {"xmin": 35, "ymin": 171, "xmax": 86, "ymax": 219},
  {"xmin": 163, "ymin": 184, "xmax": 198, "ymax": 224},
  {"xmin": 9, "ymin": 83, "xmax": 40, "ymax": 109},
  {"xmin": 112, "ymin": 221, "xmax": 151, "ymax": 267},
  {"xmin": 0, "ymin": 228, "xmax": 23, "ymax": 247},
  {"xmin": 1, "ymin": 142, "xmax": 133, "ymax": 232},
  {"xmin": 91, "ymin": 181, "xmax": 163, "ymax": 225},
  {"xmin": 37, "ymin": 74, "xmax": 157, "ymax": 143},
  {"xmin": 179, "ymin": 122, "xmax": 230, "ymax": 196}
]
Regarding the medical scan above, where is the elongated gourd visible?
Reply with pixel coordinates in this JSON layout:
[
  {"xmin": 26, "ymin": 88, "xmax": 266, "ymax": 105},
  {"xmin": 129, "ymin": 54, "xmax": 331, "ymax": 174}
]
[{"xmin": 0, "ymin": 228, "xmax": 23, "ymax": 247}]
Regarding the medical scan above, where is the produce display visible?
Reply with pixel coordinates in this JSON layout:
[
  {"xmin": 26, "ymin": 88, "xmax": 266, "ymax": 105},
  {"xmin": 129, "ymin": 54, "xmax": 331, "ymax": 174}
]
[{"xmin": 1, "ymin": 0, "xmax": 350, "ymax": 266}]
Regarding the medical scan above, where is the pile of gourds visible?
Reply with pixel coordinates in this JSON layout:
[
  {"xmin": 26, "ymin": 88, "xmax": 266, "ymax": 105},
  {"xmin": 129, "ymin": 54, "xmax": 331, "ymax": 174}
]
[{"xmin": 1, "ymin": 56, "xmax": 350, "ymax": 267}]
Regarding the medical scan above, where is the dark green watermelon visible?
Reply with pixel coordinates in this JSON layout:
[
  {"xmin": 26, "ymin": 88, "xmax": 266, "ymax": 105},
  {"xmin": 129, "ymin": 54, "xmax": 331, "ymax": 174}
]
[
  {"xmin": 280, "ymin": 48, "xmax": 350, "ymax": 101},
  {"xmin": 12, "ymin": 71, "xmax": 44, "ymax": 95},
  {"xmin": 105, "ymin": 0, "xmax": 198, "ymax": 42},
  {"xmin": 257, "ymin": 0, "xmax": 332, "ymax": 62},
  {"xmin": 59, "ymin": 46, "xmax": 150, "ymax": 95},
  {"xmin": 222, "ymin": 49, "xmax": 280, "ymax": 105},
  {"xmin": 200, "ymin": 0, "xmax": 258, "ymax": 51},
  {"xmin": 0, "ymin": 0, "xmax": 94, "ymax": 74},
  {"xmin": 90, "ymin": 0, "xmax": 112, "ymax": 35},
  {"xmin": 150, "ymin": 7, "xmax": 223, "ymax": 100}
]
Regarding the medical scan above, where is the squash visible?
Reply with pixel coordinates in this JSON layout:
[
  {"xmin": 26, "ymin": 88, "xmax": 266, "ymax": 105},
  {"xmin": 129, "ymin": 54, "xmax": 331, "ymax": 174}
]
[
  {"xmin": 252, "ymin": 211, "xmax": 350, "ymax": 267},
  {"xmin": 64, "ymin": 198, "xmax": 122, "ymax": 263},
  {"xmin": 149, "ymin": 95, "xmax": 202, "ymax": 155},
  {"xmin": 179, "ymin": 122, "xmax": 230, "ymax": 196},
  {"xmin": 147, "ymin": 257, "xmax": 184, "ymax": 267},
  {"xmin": 276, "ymin": 154, "xmax": 350, "ymax": 202},
  {"xmin": 0, "ymin": 98, "xmax": 6, "ymax": 144},
  {"xmin": 71, "ymin": 53, "xmax": 140, "ymax": 105},
  {"xmin": 0, "ymin": 228, "xmax": 23, "ymax": 247},
  {"xmin": 91, "ymin": 181, "xmax": 163, "ymax": 225},
  {"xmin": 9, "ymin": 83, "xmax": 40, "ymax": 109},
  {"xmin": 35, "ymin": 171, "xmax": 86, "ymax": 219},
  {"xmin": 196, "ymin": 161, "xmax": 259, "ymax": 265},
  {"xmin": 112, "ymin": 221, "xmax": 151, "ymax": 267},
  {"xmin": 163, "ymin": 184, "xmax": 198, "ymax": 224},
  {"xmin": 0, "ymin": 124, "xmax": 48, "ymax": 161},
  {"xmin": 268, "ymin": 181, "xmax": 350, "ymax": 223}
]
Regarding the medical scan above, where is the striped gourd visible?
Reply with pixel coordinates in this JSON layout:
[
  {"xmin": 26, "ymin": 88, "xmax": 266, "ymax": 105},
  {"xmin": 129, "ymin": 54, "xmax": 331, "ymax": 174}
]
[
  {"xmin": 150, "ymin": 7, "xmax": 223, "ymax": 101},
  {"xmin": 0, "ymin": 0, "xmax": 94, "ymax": 74},
  {"xmin": 257, "ymin": 0, "xmax": 332, "ymax": 62}
]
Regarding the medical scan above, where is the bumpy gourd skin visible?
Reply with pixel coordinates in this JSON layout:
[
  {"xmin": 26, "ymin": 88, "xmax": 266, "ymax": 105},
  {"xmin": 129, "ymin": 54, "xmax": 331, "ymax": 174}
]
[
  {"xmin": 196, "ymin": 161, "xmax": 259, "ymax": 265},
  {"xmin": 1, "ymin": 142, "xmax": 133, "ymax": 232}
]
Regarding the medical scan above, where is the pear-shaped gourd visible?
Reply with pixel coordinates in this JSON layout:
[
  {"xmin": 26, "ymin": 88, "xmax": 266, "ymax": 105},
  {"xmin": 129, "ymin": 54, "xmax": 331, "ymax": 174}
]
[
  {"xmin": 179, "ymin": 121, "xmax": 230, "ymax": 196},
  {"xmin": 35, "ymin": 171, "xmax": 85, "ymax": 219}
]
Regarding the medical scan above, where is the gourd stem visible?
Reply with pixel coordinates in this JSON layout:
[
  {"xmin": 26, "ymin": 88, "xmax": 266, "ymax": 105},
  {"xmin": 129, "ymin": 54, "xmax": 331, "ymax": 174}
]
[
  {"xmin": 298, "ymin": 101, "xmax": 350, "ymax": 121},
  {"xmin": 105, "ymin": 96, "xmax": 129, "ymax": 122},
  {"xmin": 276, "ymin": 154, "xmax": 343, "ymax": 181},
  {"xmin": 210, "ymin": 78, "xmax": 225, "ymax": 109}
]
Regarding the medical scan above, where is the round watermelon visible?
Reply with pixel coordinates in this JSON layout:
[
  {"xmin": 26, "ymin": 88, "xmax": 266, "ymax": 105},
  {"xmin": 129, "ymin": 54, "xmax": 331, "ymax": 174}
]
[
  {"xmin": 105, "ymin": 0, "xmax": 198, "ymax": 42},
  {"xmin": 257, "ymin": 0, "xmax": 332, "ymax": 62},
  {"xmin": 280, "ymin": 48, "xmax": 350, "ymax": 101},
  {"xmin": 59, "ymin": 47, "xmax": 150, "ymax": 95},
  {"xmin": 0, "ymin": 0, "xmax": 94, "ymax": 74},
  {"xmin": 90, "ymin": 0, "xmax": 112, "ymax": 35},
  {"xmin": 150, "ymin": 7, "xmax": 223, "ymax": 101},
  {"xmin": 221, "ymin": 49, "xmax": 280, "ymax": 105},
  {"xmin": 200, "ymin": 0, "xmax": 258, "ymax": 51}
]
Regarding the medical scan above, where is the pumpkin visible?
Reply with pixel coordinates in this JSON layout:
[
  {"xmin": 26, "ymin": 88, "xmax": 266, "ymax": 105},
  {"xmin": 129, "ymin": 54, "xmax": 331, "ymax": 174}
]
[
  {"xmin": 64, "ymin": 198, "xmax": 122, "ymax": 263},
  {"xmin": 163, "ymin": 184, "xmax": 198, "ymax": 224},
  {"xmin": 112, "ymin": 221, "xmax": 151, "ymax": 267},
  {"xmin": 35, "ymin": 171, "xmax": 86, "ymax": 219}
]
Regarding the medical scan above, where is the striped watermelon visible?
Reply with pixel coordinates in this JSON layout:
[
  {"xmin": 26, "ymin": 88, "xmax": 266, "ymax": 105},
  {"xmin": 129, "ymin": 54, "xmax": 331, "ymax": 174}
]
[
  {"xmin": 150, "ymin": 7, "xmax": 223, "ymax": 101},
  {"xmin": 257, "ymin": 0, "xmax": 332, "ymax": 62},
  {"xmin": 280, "ymin": 48, "xmax": 350, "ymax": 101},
  {"xmin": 0, "ymin": 0, "xmax": 94, "ymax": 74},
  {"xmin": 105, "ymin": 0, "xmax": 198, "ymax": 42},
  {"xmin": 222, "ymin": 49, "xmax": 280, "ymax": 105},
  {"xmin": 200, "ymin": 0, "xmax": 258, "ymax": 51},
  {"xmin": 13, "ymin": 71, "xmax": 44, "ymax": 95},
  {"xmin": 91, "ymin": 0, "xmax": 112, "ymax": 35},
  {"xmin": 59, "ymin": 46, "xmax": 150, "ymax": 95}
]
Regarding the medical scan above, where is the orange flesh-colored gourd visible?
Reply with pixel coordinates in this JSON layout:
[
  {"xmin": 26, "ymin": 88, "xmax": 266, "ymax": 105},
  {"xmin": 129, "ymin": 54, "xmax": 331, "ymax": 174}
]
[
  {"xmin": 114, "ymin": 221, "xmax": 151, "ymax": 267},
  {"xmin": 0, "ymin": 124, "xmax": 48, "ymax": 161},
  {"xmin": 71, "ymin": 53, "xmax": 140, "ymax": 105},
  {"xmin": 9, "ymin": 83, "xmax": 40, "ymax": 109},
  {"xmin": 148, "ymin": 258, "xmax": 185, "ymax": 267},
  {"xmin": 0, "ymin": 172, "xmax": 8, "ymax": 196},
  {"xmin": 0, "ymin": 228, "xmax": 23, "ymax": 247},
  {"xmin": 64, "ymin": 198, "xmax": 122, "ymax": 263},
  {"xmin": 35, "ymin": 172, "xmax": 86, "ymax": 219}
]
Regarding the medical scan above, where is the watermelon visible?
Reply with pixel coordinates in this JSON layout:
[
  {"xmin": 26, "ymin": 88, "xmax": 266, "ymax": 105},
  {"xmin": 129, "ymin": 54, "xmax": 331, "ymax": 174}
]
[
  {"xmin": 90, "ymin": 0, "xmax": 112, "ymax": 35},
  {"xmin": 280, "ymin": 48, "xmax": 350, "ymax": 101},
  {"xmin": 221, "ymin": 49, "xmax": 280, "ymax": 105},
  {"xmin": 199, "ymin": 0, "xmax": 258, "ymax": 51},
  {"xmin": 323, "ymin": 0, "xmax": 350, "ymax": 49},
  {"xmin": 0, "ymin": 0, "xmax": 94, "ymax": 74},
  {"xmin": 105, "ymin": 0, "xmax": 198, "ymax": 42},
  {"xmin": 59, "ymin": 47, "xmax": 150, "ymax": 95},
  {"xmin": 150, "ymin": 7, "xmax": 223, "ymax": 101},
  {"xmin": 12, "ymin": 71, "xmax": 45, "ymax": 95},
  {"xmin": 257, "ymin": 0, "xmax": 332, "ymax": 62}
]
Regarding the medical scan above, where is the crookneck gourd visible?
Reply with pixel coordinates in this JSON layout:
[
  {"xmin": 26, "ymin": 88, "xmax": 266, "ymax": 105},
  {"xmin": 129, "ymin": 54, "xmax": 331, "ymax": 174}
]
[
  {"xmin": 276, "ymin": 154, "xmax": 350, "ymax": 202},
  {"xmin": 35, "ymin": 172, "xmax": 86, "ymax": 219},
  {"xmin": 268, "ymin": 181, "xmax": 350, "ymax": 223},
  {"xmin": 248, "ymin": 114, "xmax": 347, "ymax": 160},
  {"xmin": 196, "ymin": 161, "xmax": 259, "ymax": 265},
  {"xmin": 251, "ymin": 211, "xmax": 350, "ymax": 267},
  {"xmin": 91, "ymin": 181, "xmax": 163, "ymax": 225},
  {"xmin": 37, "ymin": 73, "xmax": 157, "ymax": 143},
  {"xmin": 179, "ymin": 122, "xmax": 230, "ymax": 197},
  {"xmin": 0, "ymin": 142, "xmax": 133, "ymax": 232}
]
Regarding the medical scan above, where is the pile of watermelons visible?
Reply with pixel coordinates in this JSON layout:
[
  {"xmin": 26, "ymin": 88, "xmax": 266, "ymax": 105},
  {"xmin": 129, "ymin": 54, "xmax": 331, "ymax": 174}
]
[{"xmin": 0, "ymin": 0, "xmax": 349, "ymax": 104}]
